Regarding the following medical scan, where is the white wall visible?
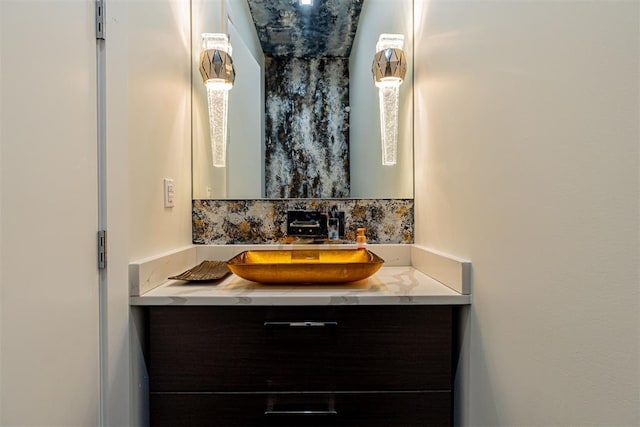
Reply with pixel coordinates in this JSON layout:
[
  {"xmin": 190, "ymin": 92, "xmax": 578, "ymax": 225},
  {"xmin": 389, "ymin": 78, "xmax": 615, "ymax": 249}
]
[
  {"xmin": 0, "ymin": 1, "xmax": 100, "ymax": 425},
  {"xmin": 125, "ymin": 3, "xmax": 193, "ymax": 423},
  {"xmin": 192, "ymin": 0, "xmax": 224, "ymax": 198},
  {"xmin": 104, "ymin": 1, "xmax": 132, "ymax": 425},
  {"xmin": 1, "ymin": 1, "xmax": 193, "ymax": 425},
  {"xmin": 0, "ymin": 3, "xmax": 4, "ymax": 419},
  {"xmin": 224, "ymin": 0, "xmax": 263, "ymax": 65},
  {"xmin": 226, "ymin": 19, "xmax": 263, "ymax": 198},
  {"xmin": 414, "ymin": 1, "xmax": 640, "ymax": 425},
  {"xmin": 191, "ymin": 0, "xmax": 264, "ymax": 199},
  {"xmin": 0, "ymin": 1, "xmax": 5, "ymax": 421},
  {"xmin": 350, "ymin": 0, "xmax": 413, "ymax": 198},
  {"xmin": 225, "ymin": 0, "xmax": 264, "ymax": 198},
  {"xmin": 128, "ymin": 0, "xmax": 192, "ymax": 260},
  {"xmin": 192, "ymin": 0, "xmax": 264, "ymax": 199}
]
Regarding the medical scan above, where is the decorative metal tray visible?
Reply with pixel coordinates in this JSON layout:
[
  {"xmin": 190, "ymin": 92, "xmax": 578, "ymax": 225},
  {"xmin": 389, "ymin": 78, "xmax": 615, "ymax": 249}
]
[
  {"xmin": 169, "ymin": 260, "xmax": 230, "ymax": 282},
  {"xmin": 226, "ymin": 249, "xmax": 384, "ymax": 284}
]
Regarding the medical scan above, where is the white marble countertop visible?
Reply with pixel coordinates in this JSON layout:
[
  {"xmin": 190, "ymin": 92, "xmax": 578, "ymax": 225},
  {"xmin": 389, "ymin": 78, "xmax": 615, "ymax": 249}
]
[{"xmin": 130, "ymin": 266, "xmax": 471, "ymax": 306}]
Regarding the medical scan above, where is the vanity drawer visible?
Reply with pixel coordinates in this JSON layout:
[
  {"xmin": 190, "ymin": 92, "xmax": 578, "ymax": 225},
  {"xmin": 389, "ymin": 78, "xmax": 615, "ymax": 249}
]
[
  {"xmin": 148, "ymin": 305, "xmax": 452, "ymax": 392},
  {"xmin": 150, "ymin": 391, "xmax": 452, "ymax": 427}
]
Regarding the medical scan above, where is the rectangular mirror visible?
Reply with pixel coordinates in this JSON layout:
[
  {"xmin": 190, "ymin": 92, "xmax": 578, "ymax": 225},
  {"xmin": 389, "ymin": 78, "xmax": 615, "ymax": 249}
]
[{"xmin": 192, "ymin": 0, "xmax": 413, "ymax": 199}]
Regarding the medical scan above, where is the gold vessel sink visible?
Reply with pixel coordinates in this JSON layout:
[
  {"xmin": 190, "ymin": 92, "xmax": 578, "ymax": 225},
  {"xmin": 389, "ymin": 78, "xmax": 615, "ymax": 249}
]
[{"xmin": 226, "ymin": 249, "xmax": 384, "ymax": 284}]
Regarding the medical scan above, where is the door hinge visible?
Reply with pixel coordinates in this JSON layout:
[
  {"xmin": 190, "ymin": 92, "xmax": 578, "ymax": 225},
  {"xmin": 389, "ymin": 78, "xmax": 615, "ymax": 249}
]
[
  {"xmin": 98, "ymin": 230, "xmax": 107, "ymax": 270},
  {"xmin": 96, "ymin": 0, "xmax": 105, "ymax": 40}
]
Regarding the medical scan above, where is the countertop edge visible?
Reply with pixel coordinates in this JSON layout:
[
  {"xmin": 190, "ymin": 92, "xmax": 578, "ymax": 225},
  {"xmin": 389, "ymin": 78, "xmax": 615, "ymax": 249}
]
[
  {"xmin": 130, "ymin": 266, "xmax": 472, "ymax": 307},
  {"xmin": 129, "ymin": 295, "xmax": 471, "ymax": 306}
]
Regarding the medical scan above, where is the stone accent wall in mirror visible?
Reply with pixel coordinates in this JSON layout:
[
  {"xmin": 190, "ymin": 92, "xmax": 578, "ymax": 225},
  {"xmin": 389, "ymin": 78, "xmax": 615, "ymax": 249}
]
[{"xmin": 192, "ymin": 0, "xmax": 413, "ymax": 199}]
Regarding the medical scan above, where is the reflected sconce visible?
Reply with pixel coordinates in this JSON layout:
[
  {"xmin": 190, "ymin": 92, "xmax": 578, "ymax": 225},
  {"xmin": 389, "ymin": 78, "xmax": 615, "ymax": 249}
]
[
  {"xmin": 372, "ymin": 34, "xmax": 407, "ymax": 166},
  {"xmin": 199, "ymin": 33, "xmax": 235, "ymax": 168}
]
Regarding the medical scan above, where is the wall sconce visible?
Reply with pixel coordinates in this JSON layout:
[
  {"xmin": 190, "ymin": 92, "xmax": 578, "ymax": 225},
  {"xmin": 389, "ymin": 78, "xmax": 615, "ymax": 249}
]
[
  {"xmin": 199, "ymin": 33, "xmax": 235, "ymax": 168},
  {"xmin": 372, "ymin": 34, "xmax": 407, "ymax": 166}
]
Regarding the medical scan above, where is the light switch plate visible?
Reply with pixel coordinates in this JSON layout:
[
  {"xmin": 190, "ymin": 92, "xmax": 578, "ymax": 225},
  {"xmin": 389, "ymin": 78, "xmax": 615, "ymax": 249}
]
[{"xmin": 164, "ymin": 178, "xmax": 175, "ymax": 208}]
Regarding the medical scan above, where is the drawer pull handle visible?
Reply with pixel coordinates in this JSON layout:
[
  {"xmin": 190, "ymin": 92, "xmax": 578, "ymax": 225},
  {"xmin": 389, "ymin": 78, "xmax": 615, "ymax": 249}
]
[
  {"xmin": 264, "ymin": 321, "xmax": 338, "ymax": 328},
  {"xmin": 266, "ymin": 396, "xmax": 337, "ymax": 416},
  {"xmin": 264, "ymin": 410, "xmax": 338, "ymax": 416}
]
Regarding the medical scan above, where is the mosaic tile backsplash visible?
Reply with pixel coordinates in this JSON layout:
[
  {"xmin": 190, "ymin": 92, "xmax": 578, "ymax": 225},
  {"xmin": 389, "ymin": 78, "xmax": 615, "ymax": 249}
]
[{"xmin": 193, "ymin": 199, "xmax": 414, "ymax": 245}]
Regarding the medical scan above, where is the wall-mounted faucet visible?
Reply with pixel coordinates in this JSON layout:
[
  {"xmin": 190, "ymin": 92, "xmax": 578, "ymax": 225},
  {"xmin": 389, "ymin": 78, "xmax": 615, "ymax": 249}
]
[
  {"xmin": 327, "ymin": 205, "xmax": 345, "ymax": 240},
  {"xmin": 287, "ymin": 211, "xmax": 328, "ymax": 237},
  {"xmin": 286, "ymin": 209, "xmax": 345, "ymax": 239}
]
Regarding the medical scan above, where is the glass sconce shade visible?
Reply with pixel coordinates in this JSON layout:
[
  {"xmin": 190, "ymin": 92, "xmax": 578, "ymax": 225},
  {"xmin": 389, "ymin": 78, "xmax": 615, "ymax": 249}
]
[
  {"xmin": 377, "ymin": 85, "xmax": 400, "ymax": 165},
  {"xmin": 205, "ymin": 84, "xmax": 229, "ymax": 167},
  {"xmin": 372, "ymin": 34, "xmax": 406, "ymax": 166},
  {"xmin": 199, "ymin": 33, "xmax": 235, "ymax": 168}
]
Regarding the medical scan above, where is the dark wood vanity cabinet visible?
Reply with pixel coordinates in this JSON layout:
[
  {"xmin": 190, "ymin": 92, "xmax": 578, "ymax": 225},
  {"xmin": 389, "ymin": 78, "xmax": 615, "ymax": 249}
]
[{"xmin": 147, "ymin": 305, "xmax": 454, "ymax": 426}]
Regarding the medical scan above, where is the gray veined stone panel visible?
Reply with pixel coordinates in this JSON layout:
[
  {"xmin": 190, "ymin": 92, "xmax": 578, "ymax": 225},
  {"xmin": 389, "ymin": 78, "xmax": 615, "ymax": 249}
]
[
  {"xmin": 246, "ymin": 0, "xmax": 364, "ymax": 58},
  {"xmin": 265, "ymin": 58, "xmax": 350, "ymax": 198}
]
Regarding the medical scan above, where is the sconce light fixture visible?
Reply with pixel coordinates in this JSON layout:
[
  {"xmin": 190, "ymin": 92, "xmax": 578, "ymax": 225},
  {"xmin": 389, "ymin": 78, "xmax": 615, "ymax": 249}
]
[
  {"xmin": 372, "ymin": 34, "xmax": 407, "ymax": 166},
  {"xmin": 199, "ymin": 33, "xmax": 235, "ymax": 168}
]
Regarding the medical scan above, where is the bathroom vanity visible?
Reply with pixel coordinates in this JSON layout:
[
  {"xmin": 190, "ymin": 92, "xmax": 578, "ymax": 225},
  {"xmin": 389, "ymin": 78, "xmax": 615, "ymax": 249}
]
[
  {"xmin": 147, "ymin": 304, "xmax": 453, "ymax": 426},
  {"xmin": 131, "ymin": 256, "xmax": 471, "ymax": 427}
]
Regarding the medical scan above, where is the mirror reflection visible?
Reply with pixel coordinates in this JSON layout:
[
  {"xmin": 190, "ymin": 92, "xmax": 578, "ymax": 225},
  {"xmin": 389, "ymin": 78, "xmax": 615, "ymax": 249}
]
[{"xmin": 192, "ymin": 0, "xmax": 413, "ymax": 199}]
